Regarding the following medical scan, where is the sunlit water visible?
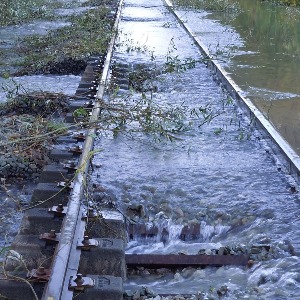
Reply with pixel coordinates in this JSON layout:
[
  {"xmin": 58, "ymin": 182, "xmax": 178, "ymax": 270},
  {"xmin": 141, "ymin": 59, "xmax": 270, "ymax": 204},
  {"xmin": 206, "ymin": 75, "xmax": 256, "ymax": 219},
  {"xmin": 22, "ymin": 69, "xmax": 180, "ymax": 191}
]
[{"xmin": 89, "ymin": 0, "xmax": 300, "ymax": 298}]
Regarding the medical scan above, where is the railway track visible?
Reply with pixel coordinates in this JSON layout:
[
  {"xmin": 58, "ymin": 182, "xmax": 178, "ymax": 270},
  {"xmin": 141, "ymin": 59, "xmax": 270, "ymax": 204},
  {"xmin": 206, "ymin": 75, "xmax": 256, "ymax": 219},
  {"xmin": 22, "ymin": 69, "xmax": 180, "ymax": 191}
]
[
  {"xmin": 1, "ymin": 0, "xmax": 300, "ymax": 299},
  {"xmin": 0, "ymin": 1, "xmax": 125, "ymax": 299}
]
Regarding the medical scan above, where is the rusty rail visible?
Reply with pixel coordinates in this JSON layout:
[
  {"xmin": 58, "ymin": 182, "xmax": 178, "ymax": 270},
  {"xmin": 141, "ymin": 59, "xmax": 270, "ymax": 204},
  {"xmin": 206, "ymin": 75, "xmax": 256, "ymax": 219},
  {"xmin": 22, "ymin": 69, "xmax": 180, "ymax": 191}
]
[{"xmin": 125, "ymin": 254, "xmax": 249, "ymax": 268}]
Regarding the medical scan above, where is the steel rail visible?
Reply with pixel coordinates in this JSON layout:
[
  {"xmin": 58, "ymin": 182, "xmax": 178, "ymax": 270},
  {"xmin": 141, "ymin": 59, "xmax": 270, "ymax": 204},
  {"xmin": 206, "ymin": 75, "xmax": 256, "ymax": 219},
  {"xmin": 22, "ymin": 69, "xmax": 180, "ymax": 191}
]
[
  {"xmin": 42, "ymin": 0, "xmax": 124, "ymax": 299},
  {"xmin": 164, "ymin": 0, "xmax": 300, "ymax": 180}
]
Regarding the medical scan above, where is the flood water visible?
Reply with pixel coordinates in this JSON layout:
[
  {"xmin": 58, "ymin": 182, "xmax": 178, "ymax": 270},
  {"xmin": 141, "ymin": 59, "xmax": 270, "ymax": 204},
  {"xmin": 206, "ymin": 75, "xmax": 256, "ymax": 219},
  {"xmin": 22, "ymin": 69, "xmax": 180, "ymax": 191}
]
[
  {"xmin": 175, "ymin": 0, "xmax": 300, "ymax": 155},
  {"xmin": 0, "ymin": 1, "xmax": 86, "ymax": 248},
  {"xmin": 0, "ymin": 0, "xmax": 91, "ymax": 100},
  {"xmin": 91, "ymin": 0, "xmax": 300, "ymax": 298},
  {"xmin": 0, "ymin": 0, "xmax": 300, "ymax": 298},
  {"xmin": 0, "ymin": 75, "xmax": 81, "ymax": 103}
]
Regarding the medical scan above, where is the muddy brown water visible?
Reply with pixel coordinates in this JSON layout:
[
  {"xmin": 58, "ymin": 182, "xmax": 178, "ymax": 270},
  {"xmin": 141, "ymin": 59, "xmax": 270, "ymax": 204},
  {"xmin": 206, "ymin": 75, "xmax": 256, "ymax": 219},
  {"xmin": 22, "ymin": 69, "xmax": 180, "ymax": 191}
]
[{"xmin": 228, "ymin": 0, "xmax": 300, "ymax": 155}]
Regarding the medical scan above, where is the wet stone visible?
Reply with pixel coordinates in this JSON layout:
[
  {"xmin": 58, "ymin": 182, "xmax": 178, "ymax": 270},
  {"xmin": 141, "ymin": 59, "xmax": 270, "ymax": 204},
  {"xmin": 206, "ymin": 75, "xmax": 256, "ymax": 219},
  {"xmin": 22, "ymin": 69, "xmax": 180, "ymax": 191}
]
[
  {"xmin": 174, "ymin": 207, "xmax": 184, "ymax": 218},
  {"xmin": 94, "ymin": 191, "xmax": 108, "ymax": 201},
  {"xmin": 156, "ymin": 268, "xmax": 171, "ymax": 275},
  {"xmin": 124, "ymin": 287, "xmax": 157, "ymax": 300},
  {"xmin": 140, "ymin": 269, "xmax": 151, "ymax": 277},
  {"xmin": 218, "ymin": 247, "xmax": 225, "ymax": 255},
  {"xmin": 205, "ymin": 249, "xmax": 212, "ymax": 255},
  {"xmin": 0, "ymin": 154, "xmax": 40, "ymax": 180},
  {"xmin": 132, "ymin": 290, "xmax": 140, "ymax": 300},
  {"xmin": 124, "ymin": 290, "xmax": 134, "ymax": 297},
  {"xmin": 216, "ymin": 285, "xmax": 229, "ymax": 297},
  {"xmin": 126, "ymin": 204, "xmax": 146, "ymax": 218}
]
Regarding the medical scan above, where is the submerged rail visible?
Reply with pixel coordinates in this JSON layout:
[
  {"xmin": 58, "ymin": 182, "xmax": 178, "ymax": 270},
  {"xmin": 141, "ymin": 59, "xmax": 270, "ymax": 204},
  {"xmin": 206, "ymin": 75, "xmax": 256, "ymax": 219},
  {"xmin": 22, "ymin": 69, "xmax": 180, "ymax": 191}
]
[
  {"xmin": 164, "ymin": 0, "xmax": 300, "ymax": 180},
  {"xmin": 40, "ymin": 1, "xmax": 300, "ymax": 299}
]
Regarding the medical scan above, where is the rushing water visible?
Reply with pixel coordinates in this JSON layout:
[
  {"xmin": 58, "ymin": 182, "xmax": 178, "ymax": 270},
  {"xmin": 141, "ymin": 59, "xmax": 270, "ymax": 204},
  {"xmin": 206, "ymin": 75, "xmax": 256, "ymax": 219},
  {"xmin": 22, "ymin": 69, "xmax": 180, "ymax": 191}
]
[
  {"xmin": 175, "ymin": 0, "xmax": 300, "ymax": 155},
  {"xmin": 90, "ymin": 0, "xmax": 300, "ymax": 298}
]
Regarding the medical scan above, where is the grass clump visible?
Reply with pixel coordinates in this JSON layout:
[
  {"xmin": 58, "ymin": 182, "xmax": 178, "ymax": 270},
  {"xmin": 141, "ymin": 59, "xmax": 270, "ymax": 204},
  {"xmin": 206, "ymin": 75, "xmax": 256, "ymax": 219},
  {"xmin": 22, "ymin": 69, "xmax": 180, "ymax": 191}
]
[
  {"xmin": 0, "ymin": 0, "xmax": 62, "ymax": 26},
  {"xmin": 0, "ymin": 91, "xmax": 70, "ymax": 179},
  {"xmin": 172, "ymin": 0, "xmax": 239, "ymax": 12},
  {"xmin": 15, "ymin": 7, "xmax": 113, "ymax": 75},
  {"xmin": 0, "ymin": 0, "xmax": 95, "ymax": 26},
  {"xmin": 269, "ymin": 0, "xmax": 300, "ymax": 5},
  {"xmin": 0, "ymin": 92, "xmax": 69, "ymax": 117}
]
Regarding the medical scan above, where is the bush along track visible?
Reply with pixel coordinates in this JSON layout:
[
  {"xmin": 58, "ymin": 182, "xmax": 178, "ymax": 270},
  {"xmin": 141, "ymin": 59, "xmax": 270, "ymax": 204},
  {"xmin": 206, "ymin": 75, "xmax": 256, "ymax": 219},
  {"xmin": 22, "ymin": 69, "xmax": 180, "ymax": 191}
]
[
  {"xmin": 0, "ymin": 91, "xmax": 70, "ymax": 181},
  {"xmin": 0, "ymin": 0, "xmax": 119, "ymax": 181},
  {"xmin": 14, "ymin": 4, "xmax": 116, "ymax": 76}
]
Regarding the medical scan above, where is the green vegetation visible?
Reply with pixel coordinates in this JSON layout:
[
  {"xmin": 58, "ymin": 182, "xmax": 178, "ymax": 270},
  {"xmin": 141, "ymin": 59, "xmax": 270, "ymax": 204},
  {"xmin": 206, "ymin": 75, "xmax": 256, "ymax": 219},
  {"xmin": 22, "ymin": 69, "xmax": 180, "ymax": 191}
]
[
  {"xmin": 172, "ymin": 0, "xmax": 300, "ymax": 10},
  {"xmin": 231, "ymin": 0, "xmax": 300, "ymax": 54},
  {"xmin": 100, "ymin": 95, "xmax": 190, "ymax": 142},
  {"xmin": 0, "ymin": 0, "xmax": 110, "ymax": 26},
  {"xmin": 0, "ymin": 0, "xmax": 63, "ymax": 26},
  {"xmin": 0, "ymin": 91, "xmax": 69, "ymax": 174},
  {"xmin": 0, "ymin": 0, "xmax": 115, "ymax": 76},
  {"xmin": 172, "ymin": 0, "xmax": 239, "ymax": 12},
  {"xmin": 15, "ymin": 7, "xmax": 113, "ymax": 75},
  {"xmin": 270, "ymin": 0, "xmax": 300, "ymax": 6}
]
